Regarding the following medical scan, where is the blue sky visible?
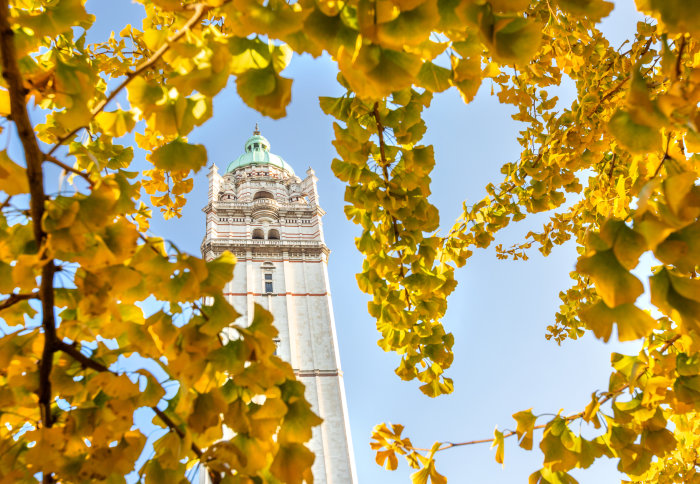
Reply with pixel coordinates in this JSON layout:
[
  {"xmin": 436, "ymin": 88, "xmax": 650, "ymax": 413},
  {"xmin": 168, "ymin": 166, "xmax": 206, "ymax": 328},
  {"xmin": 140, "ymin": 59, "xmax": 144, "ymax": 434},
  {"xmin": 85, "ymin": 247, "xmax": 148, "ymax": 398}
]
[{"xmin": 76, "ymin": 1, "xmax": 646, "ymax": 482}]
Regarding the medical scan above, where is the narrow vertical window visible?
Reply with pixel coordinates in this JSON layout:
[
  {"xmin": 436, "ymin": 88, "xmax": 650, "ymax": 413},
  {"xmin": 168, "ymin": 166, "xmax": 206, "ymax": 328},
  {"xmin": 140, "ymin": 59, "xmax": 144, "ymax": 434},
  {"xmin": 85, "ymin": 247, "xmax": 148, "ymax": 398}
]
[{"xmin": 264, "ymin": 273, "xmax": 273, "ymax": 293}]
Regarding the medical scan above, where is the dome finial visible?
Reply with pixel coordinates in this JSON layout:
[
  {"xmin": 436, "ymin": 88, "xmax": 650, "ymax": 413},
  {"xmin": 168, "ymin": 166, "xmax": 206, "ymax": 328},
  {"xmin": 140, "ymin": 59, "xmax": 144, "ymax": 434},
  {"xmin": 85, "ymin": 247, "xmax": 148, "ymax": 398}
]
[{"xmin": 253, "ymin": 122, "xmax": 260, "ymax": 135}]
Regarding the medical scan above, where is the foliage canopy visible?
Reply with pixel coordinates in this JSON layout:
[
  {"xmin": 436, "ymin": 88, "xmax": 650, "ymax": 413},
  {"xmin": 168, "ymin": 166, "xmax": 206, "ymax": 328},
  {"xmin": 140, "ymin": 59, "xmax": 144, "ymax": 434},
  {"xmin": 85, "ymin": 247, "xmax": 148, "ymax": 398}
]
[{"xmin": 0, "ymin": 0, "xmax": 699, "ymax": 482}]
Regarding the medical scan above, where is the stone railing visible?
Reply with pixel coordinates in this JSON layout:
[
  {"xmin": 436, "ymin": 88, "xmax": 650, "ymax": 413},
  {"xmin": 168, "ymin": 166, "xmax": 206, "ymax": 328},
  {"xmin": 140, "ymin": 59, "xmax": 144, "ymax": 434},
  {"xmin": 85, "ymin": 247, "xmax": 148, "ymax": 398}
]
[
  {"xmin": 253, "ymin": 198, "xmax": 279, "ymax": 208},
  {"xmin": 213, "ymin": 199, "xmax": 314, "ymax": 212},
  {"xmin": 207, "ymin": 238, "xmax": 324, "ymax": 248}
]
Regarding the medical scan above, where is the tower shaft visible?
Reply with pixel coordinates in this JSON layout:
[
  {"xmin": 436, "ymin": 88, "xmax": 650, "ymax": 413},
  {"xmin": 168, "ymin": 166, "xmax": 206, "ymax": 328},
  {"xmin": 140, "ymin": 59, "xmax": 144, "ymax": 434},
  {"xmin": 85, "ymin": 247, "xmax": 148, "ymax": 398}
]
[{"xmin": 201, "ymin": 132, "xmax": 357, "ymax": 483}]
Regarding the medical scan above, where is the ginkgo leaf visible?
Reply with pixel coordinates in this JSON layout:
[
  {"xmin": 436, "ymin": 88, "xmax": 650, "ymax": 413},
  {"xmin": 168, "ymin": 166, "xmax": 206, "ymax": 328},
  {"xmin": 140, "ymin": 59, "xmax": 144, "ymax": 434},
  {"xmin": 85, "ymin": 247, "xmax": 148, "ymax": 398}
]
[
  {"xmin": 95, "ymin": 110, "xmax": 136, "ymax": 138},
  {"xmin": 650, "ymin": 269, "xmax": 700, "ymax": 334},
  {"xmin": 635, "ymin": 0, "xmax": 700, "ymax": 36},
  {"xmin": 608, "ymin": 109, "xmax": 662, "ymax": 154},
  {"xmin": 17, "ymin": 0, "xmax": 94, "ymax": 40},
  {"xmin": 676, "ymin": 353, "xmax": 700, "ymax": 377},
  {"xmin": 485, "ymin": 16, "xmax": 543, "ymax": 65},
  {"xmin": 236, "ymin": 68, "xmax": 293, "ymax": 119},
  {"xmin": 270, "ymin": 443, "xmax": 315, "ymax": 484},
  {"xmin": 0, "ymin": 152, "xmax": 29, "ymax": 195},
  {"xmin": 579, "ymin": 301, "xmax": 656, "ymax": 342},
  {"xmin": 0, "ymin": 88, "xmax": 10, "ymax": 116},
  {"xmin": 418, "ymin": 62, "xmax": 452, "ymax": 93},
  {"xmin": 555, "ymin": 0, "xmax": 614, "ymax": 22},
  {"xmin": 492, "ymin": 428, "xmax": 505, "ymax": 465},
  {"xmin": 149, "ymin": 139, "xmax": 208, "ymax": 172},
  {"xmin": 576, "ymin": 250, "xmax": 644, "ymax": 307},
  {"xmin": 488, "ymin": 0, "xmax": 530, "ymax": 13},
  {"xmin": 513, "ymin": 409, "xmax": 537, "ymax": 450},
  {"xmin": 278, "ymin": 400, "xmax": 323, "ymax": 443}
]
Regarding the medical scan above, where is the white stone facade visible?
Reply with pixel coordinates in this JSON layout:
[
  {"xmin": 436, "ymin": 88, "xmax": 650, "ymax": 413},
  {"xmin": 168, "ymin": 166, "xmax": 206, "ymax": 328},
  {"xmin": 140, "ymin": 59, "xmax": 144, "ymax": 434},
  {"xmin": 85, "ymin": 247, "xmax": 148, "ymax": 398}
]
[{"xmin": 200, "ymin": 131, "xmax": 357, "ymax": 484}]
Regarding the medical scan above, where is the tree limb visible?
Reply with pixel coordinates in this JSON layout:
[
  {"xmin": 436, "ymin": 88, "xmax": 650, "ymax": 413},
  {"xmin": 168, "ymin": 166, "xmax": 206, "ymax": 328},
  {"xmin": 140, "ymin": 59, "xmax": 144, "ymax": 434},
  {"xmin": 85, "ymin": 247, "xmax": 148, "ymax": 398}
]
[
  {"xmin": 675, "ymin": 35, "xmax": 687, "ymax": 79},
  {"xmin": 44, "ymin": 153, "xmax": 93, "ymax": 187},
  {"xmin": 0, "ymin": 292, "xmax": 39, "ymax": 311},
  {"xmin": 0, "ymin": 7, "xmax": 58, "ymax": 479},
  {"xmin": 55, "ymin": 339, "xmax": 222, "ymax": 483}
]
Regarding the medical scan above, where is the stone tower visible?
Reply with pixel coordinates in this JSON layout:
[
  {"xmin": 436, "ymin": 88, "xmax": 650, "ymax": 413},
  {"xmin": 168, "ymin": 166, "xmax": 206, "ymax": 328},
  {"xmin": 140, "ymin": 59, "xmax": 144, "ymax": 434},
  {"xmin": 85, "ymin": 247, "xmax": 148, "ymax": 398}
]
[{"xmin": 200, "ymin": 127, "xmax": 357, "ymax": 483}]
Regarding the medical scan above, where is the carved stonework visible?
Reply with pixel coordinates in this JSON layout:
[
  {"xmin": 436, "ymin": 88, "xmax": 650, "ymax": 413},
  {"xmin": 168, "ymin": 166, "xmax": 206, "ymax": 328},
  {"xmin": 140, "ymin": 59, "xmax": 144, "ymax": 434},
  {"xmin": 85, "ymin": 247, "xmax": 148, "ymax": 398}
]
[{"xmin": 200, "ymin": 130, "xmax": 357, "ymax": 484}]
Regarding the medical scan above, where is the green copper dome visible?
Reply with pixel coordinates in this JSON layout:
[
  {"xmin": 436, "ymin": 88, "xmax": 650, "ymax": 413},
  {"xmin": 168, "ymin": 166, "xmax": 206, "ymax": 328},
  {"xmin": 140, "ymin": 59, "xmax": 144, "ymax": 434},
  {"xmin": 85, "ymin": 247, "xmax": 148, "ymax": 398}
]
[{"xmin": 226, "ymin": 127, "xmax": 295, "ymax": 175}]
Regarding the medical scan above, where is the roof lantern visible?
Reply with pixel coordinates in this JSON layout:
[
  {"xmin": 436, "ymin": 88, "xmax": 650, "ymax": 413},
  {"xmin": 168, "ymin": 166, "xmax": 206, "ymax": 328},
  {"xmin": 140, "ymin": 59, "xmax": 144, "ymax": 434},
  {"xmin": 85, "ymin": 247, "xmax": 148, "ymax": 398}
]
[{"xmin": 226, "ymin": 125, "xmax": 295, "ymax": 175}]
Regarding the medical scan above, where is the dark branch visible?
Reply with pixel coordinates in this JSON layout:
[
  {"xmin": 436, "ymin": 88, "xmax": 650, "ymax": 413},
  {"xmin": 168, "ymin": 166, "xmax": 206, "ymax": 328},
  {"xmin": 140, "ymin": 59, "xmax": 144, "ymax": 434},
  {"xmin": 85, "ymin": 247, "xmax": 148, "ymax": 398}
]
[
  {"xmin": 54, "ymin": 340, "xmax": 110, "ymax": 372},
  {"xmin": 56, "ymin": 339, "xmax": 221, "ymax": 482},
  {"xmin": 0, "ymin": 4, "xmax": 58, "ymax": 469},
  {"xmin": 675, "ymin": 35, "xmax": 687, "ymax": 79},
  {"xmin": 0, "ymin": 292, "xmax": 39, "ymax": 311},
  {"xmin": 653, "ymin": 133, "xmax": 674, "ymax": 178},
  {"xmin": 44, "ymin": 153, "xmax": 93, "ymax": 186}
]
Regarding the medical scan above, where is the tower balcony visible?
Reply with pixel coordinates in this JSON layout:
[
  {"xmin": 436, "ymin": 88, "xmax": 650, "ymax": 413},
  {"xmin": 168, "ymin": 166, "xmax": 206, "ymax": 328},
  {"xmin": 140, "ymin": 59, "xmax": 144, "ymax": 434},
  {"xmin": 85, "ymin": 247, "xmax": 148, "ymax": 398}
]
[
  {"xmin": 251, "ymin": 198, "xmax": 279, "ymax": 220},
  {"xmin": 201, "ymin": 237, "xmax": 330, "ymax": 258}
]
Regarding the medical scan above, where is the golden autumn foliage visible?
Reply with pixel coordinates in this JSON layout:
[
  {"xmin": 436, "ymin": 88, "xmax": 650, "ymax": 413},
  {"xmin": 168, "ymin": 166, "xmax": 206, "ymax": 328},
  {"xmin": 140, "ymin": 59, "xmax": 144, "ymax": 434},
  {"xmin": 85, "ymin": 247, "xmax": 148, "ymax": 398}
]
[{"xmin": 0, "ymin": 0, "xmax": 699, "ymax": 482}]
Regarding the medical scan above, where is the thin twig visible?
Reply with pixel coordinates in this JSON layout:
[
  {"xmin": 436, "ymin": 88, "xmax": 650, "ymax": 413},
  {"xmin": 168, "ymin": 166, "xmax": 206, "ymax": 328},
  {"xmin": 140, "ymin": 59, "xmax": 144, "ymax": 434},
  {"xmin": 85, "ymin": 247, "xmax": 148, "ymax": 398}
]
[
  {"xmin": 607, "ymin": 153, "xmax": 616, "ymax": 182},
  {"xmin": 653, "ymin": 133, "xmax": 673, "ymax": 178},
  {"xmin": 423, "ymin": 334, "xmax": 682, "ymax": 453},
  {"xmin": 44, "ymin": 153, "xmax": 93, "ymax": 186},
  {"xmin": 372, "ymin": 102, "xmax": 412, "ymax": 310},
  {"xmin": 192, "ymin": 299, "xmax": 226, "ymax": 346},
  {"xmin": 589, "ymin": 38, "xmax": 654, "ymax": 116}
]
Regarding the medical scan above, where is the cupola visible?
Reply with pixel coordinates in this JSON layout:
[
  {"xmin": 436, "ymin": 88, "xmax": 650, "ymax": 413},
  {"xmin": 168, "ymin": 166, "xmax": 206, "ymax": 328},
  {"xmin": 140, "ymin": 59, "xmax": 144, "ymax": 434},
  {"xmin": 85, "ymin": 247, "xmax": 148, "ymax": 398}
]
[{"xmin": 226, "ymin": 125, "xmax": 295, "ymax": 175}]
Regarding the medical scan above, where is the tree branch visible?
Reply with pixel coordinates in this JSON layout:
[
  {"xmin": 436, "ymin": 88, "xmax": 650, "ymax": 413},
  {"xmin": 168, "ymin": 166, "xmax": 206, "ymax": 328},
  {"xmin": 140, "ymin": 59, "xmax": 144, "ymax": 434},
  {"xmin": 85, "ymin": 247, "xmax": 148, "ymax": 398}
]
[
  {"xmin": 437, "ymin": 425, "xmax": 547, "ymax": 451},
  {"xmin": 653, "ymin": 133, "xmax": 673, "ymax": 178},
  {"xmin": 47, "ymin": 2, "xmax": 216, "ymax": 157},
  {"xmin": 55, "ymin": 339, "xmax": 222, "ymax": 483},
  {"xmin": 675, "ymin": 35, "xmax": 687, "ymax": 79},
  {"xmin": 0, "ymin": 292, "xmax": 39, "ymax": 311},
  {"xmin": 44, "ymin": 153, "xmax": 93, "ymax": 187},
  {"xmin": 55, "ymin": 340, "xmax": 110, "ymax": 372},
  {"xmin": 0, "ymin": 8, "xmax": 58, "ymax": 479},
  {"xmin": 590, "ymin": 38, "xmax": 654, "ymax": 115},
  {"xmin": 423, "ymin": 334, "xmax": 683, "ymax": 453},
  {"xmin": 372, "ymin": 102, "xmax": 411, "ymax": 310}
]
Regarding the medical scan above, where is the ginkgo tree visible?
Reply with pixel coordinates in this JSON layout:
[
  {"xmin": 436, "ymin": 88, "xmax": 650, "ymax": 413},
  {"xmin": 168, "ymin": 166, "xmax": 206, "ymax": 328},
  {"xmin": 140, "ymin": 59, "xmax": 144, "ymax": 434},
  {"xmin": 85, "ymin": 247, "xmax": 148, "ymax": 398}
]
[{"xmin": 0, "ymin": 0, "xmax": 698, "ymax": 482}]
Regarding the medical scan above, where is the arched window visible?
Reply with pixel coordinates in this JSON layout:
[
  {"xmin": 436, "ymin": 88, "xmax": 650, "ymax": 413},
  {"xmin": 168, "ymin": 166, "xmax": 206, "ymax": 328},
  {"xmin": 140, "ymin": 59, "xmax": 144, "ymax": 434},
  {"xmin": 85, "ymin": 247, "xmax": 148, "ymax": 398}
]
[
  {"xmin": 252, "ymin": 228, "xmax": 264, "ymax": 239},
  {"xmin": 268, "ymin": 229, "xmax": 280, "ymax": 240},
  {"xmin": 254, "ymin": 191, "xmax": 274, "ymax": 200}
]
